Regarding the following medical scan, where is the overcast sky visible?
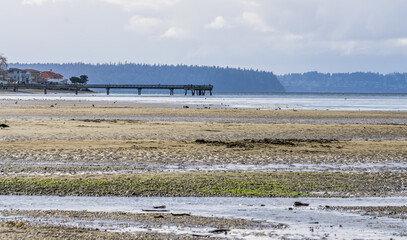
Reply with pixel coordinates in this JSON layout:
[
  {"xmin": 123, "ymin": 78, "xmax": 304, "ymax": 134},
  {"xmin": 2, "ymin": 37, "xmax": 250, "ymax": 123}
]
[{"xmin": 1, "ymin": 0, "xmax": 407, "ymax": 74}]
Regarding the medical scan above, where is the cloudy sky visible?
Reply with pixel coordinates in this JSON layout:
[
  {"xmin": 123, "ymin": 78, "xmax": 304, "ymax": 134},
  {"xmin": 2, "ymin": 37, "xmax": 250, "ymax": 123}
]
[{"xmin": 1, "ymin": 0, "xmax": 407, "ymax": 74}]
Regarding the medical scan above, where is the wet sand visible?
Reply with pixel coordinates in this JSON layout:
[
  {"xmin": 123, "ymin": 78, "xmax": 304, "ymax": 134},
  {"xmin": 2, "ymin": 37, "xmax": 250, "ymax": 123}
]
[
  {"xmin": 0, "ymin": 221, "xmax": 196, "ymax": 240},
  {"xmin": 1, "ymin": 100, "xmax": 407, "ymax": 238}
]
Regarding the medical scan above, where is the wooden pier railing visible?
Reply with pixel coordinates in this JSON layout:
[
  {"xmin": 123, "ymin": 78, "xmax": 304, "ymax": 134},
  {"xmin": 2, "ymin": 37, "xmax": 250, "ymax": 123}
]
[{"xmin": 2, "ymin": 84, "xmax": 214, "ymax": 96}]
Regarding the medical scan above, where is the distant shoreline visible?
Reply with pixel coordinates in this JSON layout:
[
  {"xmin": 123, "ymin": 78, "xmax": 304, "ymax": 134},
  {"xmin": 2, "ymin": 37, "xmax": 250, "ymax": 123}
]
[{"xmin": 0, "ymin": 88, "xmax": 93, "ymax": 95}]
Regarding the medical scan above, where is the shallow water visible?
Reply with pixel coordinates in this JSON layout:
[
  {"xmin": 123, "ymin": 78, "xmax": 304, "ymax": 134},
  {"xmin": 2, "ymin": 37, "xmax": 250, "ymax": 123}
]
[
  {"xmin": 2, "ymin": 162, "xmax": 407, "ymax": 176},
  {"xmin": 1, "ymin": 195, "xmax": 406, "ymax": 239},
  {"xmin": 2, "ymin": 92, "xmax": 407, "ymax": 111}
]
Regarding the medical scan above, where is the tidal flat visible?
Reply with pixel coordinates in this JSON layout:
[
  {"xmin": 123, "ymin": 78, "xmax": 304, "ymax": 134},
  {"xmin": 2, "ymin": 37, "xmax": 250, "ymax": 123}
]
[{"xmin": 0, "ymin": 100, "xmax": 407, "ymax": 239}]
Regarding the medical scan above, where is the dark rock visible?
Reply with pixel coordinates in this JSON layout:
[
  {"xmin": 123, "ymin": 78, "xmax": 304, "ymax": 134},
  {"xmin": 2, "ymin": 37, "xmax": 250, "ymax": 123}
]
[
  {"xmin": 209, "ymin": 228, "xmax": 231, "ymax": 234},
  {"xmin": 153, "ymin": 205, "xmax": 166, "ymax": 209},
  {"xmin": 0, "ymin": 124, "xmax": 9, "ymax": 128},
  {"xmin": 294, "ymin": 201, "xmax": 310, "ymax": 207}
]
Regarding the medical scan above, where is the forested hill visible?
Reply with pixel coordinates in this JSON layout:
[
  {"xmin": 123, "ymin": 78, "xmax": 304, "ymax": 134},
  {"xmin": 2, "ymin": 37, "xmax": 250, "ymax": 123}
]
[
  {"xmin": 278, "ymin": 72, "xmax": 407, "ymax": 93},
  {"xmin": 10, "ymin": 63, "xmax": 285, "ymax": 93}
]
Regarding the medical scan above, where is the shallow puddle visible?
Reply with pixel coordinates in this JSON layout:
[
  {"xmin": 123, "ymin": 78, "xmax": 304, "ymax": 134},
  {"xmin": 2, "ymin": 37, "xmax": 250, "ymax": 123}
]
[{"xmin": 0, "ymin": 195, "xmax": 406, "ymax": 239}]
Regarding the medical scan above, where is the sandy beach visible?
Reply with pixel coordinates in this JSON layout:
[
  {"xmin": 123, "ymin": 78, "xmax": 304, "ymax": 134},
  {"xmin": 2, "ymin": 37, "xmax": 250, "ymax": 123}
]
[{"xmin": 1, "ymin": 98, "xmax": 407, "ymax": 239}]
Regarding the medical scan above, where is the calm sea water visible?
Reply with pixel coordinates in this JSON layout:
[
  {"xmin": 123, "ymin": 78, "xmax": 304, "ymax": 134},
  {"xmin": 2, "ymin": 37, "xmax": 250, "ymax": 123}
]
[{"xmin": 2, "ymin": 92, "xmax": 407, "ymax": 111}]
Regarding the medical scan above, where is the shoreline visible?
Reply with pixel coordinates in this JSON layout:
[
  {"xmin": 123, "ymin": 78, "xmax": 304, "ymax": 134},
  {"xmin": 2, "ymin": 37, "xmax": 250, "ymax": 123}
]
[{"xmin": 1, "ymin": 92, "xmax": 407, "ymax": 111}]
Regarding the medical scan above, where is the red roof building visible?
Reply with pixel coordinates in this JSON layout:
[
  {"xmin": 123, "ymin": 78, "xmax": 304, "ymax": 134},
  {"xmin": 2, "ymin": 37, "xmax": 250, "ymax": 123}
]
[{"xmin": 40, "ymin": 70, "xmax": 64, "ymax": 82}]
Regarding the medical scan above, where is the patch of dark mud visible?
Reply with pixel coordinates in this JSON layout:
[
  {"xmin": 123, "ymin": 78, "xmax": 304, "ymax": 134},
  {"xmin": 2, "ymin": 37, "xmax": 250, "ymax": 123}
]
[{"xmin": 195, "ymin": 138, "xmax": 336, "ymax": 148}]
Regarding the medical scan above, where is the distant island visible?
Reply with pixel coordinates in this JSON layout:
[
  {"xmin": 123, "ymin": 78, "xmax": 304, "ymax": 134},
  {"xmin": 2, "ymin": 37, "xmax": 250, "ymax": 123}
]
[{"xmin": 278, "ymin": 71, "xmax": 407, "ymax": 93}]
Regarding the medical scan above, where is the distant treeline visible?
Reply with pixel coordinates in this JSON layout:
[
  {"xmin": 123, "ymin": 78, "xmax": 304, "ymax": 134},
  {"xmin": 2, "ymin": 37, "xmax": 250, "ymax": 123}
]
[
  {"xmin": 9, "ymin": 63, "xmax": 285, "ymax": 93},
  {"xmin": 278, "ymin": 71, "xmax": 407, "ymax": 93}
]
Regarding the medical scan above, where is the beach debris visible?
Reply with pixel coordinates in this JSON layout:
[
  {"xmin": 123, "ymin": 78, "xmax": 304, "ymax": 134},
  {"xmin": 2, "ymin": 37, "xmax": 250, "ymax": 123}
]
[
  {"xmin": 6, "ymin": 221, "xmax": 24, "ymax": 228},
  {"xmin": 171, "ymin": 212, "xmax": 191, "ymax": 217},
  {"xmin": 192, "ymin": 234, "xmax": 211, "ymax": 238},
  {"xmin": 209, "ymin": 228, "xmax": 231, "ymax": 234},
  {"xmin": 142, "ymin": 209, "xmax": 169, "ymax": 212},
  {"xmin": 294, "ymin": 201, "xmax": 310, "ymax": 207},
  {"xmin": 0, "ymin": 124, "xmax": 9, "ymax": 128},
  {"xmin": 183, "ymin": 105, "xmax": 189, "ymax": 108},
  {"xmin": 154, "ymin": 215, "xmax": 165, "ymax": 219},
  {"xmin": 153, "ymin": 205, "xmax": 166, "ymax": 209},
  {"xmin": 50, "ymin": 105, "xmax": 54, "ymax": 107}
]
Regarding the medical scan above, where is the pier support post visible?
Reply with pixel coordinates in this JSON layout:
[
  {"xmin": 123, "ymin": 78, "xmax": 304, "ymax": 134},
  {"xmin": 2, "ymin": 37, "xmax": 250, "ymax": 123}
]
[
  {"xmin": 106, "ymin": 88, "xmax": 110, "ymax": 95},
  {"xmin": 170, "ymin": 89, "xmax": 174, "ymax": 95},
  {"xmin": 192, "ymin": 90, "xmax": 195, "ymax": 96},
  {"xmin": 138, "ymin": 88, "xmax": 142, "ymax": 95},
  {"xmin": 210, "ymin": 90, "xmax": 212, "ymax": 96},
  {"xmin": 185, "ymin": 89, "xmax": 187, "ymax": 96},
  {"xmin": 44, "ymin": 88, "xmax": 47, "ymax": 94}
]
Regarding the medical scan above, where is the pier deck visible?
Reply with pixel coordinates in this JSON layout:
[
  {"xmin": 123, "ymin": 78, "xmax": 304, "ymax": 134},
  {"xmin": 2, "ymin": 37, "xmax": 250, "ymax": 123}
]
[{"xmin": 2, "ymin": 84, "xmax": 213, "ymax": 96}]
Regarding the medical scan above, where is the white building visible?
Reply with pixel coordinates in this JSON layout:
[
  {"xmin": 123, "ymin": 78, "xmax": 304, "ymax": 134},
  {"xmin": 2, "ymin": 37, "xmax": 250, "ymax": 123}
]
[{"xmin": 7, "ymin": 68, "xmax": 30, "ymax": 84}]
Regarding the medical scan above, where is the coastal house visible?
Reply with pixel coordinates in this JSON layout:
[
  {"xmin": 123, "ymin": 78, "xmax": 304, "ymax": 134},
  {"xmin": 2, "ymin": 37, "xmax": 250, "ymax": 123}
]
[
  {"xmin": 8, "ymin": 68, "xmax": 30, "ymax": 84},
  {"xmin": 39, "ymin": 70, "xmax": 66, "ymax": 84},
  {"xmin": 24, "ymin": 69, "xmax": 41, "ymax": 83}
]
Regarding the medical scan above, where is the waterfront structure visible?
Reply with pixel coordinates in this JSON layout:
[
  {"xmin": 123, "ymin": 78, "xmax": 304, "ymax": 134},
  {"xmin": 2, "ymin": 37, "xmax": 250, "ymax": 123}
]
[
  {"xmin": 3, "ymin": 83, "xmax": 214, "ymax": 95},
  {"xmin": 39, "ymin": 70, "xmax": 64, "ymax": 83},
  {"xmin": 8, "ymin": 68, "xmax": 30, "ymax": 84},
  {"xmin": 25, "ymin": 69, "xmax": 41, "ymax": 83}
]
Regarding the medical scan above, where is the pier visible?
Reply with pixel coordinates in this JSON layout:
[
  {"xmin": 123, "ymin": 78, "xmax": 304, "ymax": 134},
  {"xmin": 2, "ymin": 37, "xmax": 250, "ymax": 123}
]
[{"xmin": 2, "ymin": 84, "xmax": 213, "ymax": 96}]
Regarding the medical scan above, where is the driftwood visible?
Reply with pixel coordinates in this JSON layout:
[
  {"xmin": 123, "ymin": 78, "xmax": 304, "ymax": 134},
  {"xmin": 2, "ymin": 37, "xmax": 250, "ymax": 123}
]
[
  {"xmin": 141, "ymin": 209, "xmax": 169, "ymax": 212},
  {"xmin": 171, "ymin": 213, "xmax": 191, "ymax": 217}
]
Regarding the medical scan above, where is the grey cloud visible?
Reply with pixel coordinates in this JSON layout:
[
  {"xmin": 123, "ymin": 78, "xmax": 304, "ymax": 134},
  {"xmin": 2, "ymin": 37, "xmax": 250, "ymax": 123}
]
[{"xmin": 3, "ymin": 0, "xmax": 406, "ymax": 73}]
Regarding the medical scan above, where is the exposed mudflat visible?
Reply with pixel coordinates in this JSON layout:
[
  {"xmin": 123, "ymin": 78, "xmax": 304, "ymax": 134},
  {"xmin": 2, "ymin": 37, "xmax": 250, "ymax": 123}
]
[
  {"xmin": 0, "ymin": 139, "xmax": 406, "ymax": 175},
  {"xmin": 1, "ymin": 100, "xmax": 407, "ymax": 239}
]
